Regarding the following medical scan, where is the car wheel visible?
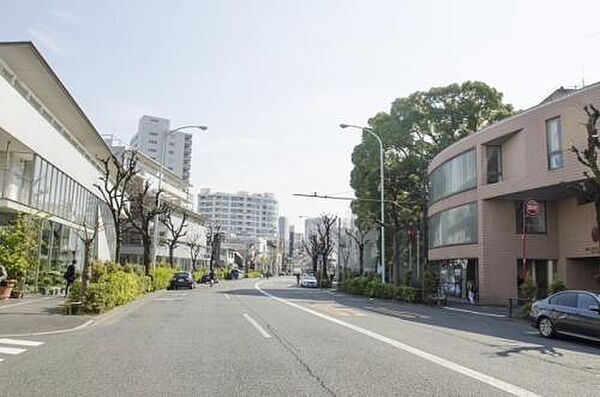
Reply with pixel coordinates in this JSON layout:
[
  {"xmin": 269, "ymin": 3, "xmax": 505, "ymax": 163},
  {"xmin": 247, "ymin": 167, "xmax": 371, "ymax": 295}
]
[{"xmin": 538, "ymin": 317, "xmax": 555, "ymax": 338}]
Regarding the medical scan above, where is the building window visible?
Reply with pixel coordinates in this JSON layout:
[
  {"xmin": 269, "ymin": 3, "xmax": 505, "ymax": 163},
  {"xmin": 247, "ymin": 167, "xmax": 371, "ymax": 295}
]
[
  {"xmin": 148, "ymin": 148, "xmax": 157, "ymax": 153},
  {"xmin": 546, "ymin": 117, "xmax": 563, "ymax": 169},
  {"xmin": 486, "ymin": 145, "xmax": 502, "ymax": 184},
  {"xmin": 429, "ymin": 149, "xmax": 477, "ymax": 202},
  {"xmin": 149, "ymin": 140, "xmax": 158, "ymax": 144},
  {"xmin": 149, "ymin": 132, "xmax": 158, "ymax": 136},
  {"xmin": 429, "ymin": 202, "xmax": 478, "ymax": 248},
  {"xmin": 515, "ymin": 201, "xmax": 546, "ymax": 234}
]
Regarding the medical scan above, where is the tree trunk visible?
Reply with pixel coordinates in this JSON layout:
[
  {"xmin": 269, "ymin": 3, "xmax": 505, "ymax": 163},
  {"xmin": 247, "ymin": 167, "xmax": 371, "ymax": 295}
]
[
  {"xmin": 312, "ymin": 258, "xmax": 318, "ymax": 273},
  {"xmin": 168, "ymin": 245, "xmax": 175, "ymax": 268},
  {"xmin": 82, "ymin": 240, "xmax": 93, "ymax": 293},
  {"xmin": 392, "ymin": 228, "xmax": 402, "ymax": 286},
  {"xmin": 358, "ymin": 245, "xmax": 364, "ymax": 275},
  {"xmin": 114, "ymin": 227, "xmax": 121, "ymax": 264},
  {"xmin": 143, "ymin": 237, "xmax": 152, "ymax": 275}
]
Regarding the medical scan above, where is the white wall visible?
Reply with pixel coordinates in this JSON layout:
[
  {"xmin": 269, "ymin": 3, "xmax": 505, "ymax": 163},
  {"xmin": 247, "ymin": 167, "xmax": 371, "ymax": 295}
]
[{"xmin": 0, "ymin": 76, "xmax": 105, "ymax": 195}]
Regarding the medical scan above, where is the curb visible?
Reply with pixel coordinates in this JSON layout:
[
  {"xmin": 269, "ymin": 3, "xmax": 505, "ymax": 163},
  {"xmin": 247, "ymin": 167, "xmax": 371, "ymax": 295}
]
[{"xmin": 0, "ymin": 289, "xmax": 166, "ymax": 338}]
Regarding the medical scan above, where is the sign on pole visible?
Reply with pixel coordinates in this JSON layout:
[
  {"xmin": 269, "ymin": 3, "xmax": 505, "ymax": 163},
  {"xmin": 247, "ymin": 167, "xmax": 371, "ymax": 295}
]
[{"xmin": 525, "ymin": 199, "xmax": 539, "ymax": 217}]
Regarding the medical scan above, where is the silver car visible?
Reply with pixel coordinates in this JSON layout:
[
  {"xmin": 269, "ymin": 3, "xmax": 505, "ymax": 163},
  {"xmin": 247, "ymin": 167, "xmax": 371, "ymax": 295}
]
[{"xmin": 300, "ymin": 274, "xmax": 318, "ymax": 288}]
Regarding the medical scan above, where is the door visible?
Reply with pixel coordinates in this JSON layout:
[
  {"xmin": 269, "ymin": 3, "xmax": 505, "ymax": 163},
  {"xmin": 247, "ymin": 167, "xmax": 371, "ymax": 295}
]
[
  {"xmin": 571, "ymin": 293, "xmax": 600, "ymax": 340},
  {"xmin": 547, "ymin": 292, "xmax": 578, "ymax": 333}
]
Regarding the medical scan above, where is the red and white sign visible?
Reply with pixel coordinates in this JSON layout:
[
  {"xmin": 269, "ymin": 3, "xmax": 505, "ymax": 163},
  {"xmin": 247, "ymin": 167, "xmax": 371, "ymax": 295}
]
[{"xmin": 525, "ymin": 199, "xmax": 539, "ymax": 217}]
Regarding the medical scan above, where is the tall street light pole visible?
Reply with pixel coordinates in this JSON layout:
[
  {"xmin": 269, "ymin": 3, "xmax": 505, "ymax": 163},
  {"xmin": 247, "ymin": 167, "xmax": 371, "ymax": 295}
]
[
  {"xmin": 339, "ymin": 124, "xmax": 385, "ymax": 283},
  {"xmin": 152, "ymin": 125, "xmax": 208, "ymax": 268}
]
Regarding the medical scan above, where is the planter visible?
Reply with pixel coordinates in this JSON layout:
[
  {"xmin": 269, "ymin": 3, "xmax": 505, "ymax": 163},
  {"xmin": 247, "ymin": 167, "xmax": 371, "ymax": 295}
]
[
  {"xmin": 0, "ymin": 285, "xmax": 12, "ymax": 301},
  {"xmin": 10, "ymin": 288, "xmax": 23, "ymax": 299}
]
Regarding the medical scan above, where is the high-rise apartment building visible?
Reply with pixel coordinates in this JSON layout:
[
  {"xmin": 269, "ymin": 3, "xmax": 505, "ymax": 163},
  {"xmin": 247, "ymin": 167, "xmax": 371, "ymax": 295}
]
[
  {"xmin": 130, "ymin": 115, "xmax": 193, "ymax": 181},
  {"xmin": 197, "ymin": 189, "xmax": 278, "ymax": 239}
]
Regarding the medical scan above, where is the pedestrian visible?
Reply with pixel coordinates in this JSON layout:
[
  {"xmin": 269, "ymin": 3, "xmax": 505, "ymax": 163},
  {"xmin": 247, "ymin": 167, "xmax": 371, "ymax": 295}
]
[
  {"xmin": 0, "ymin": 264, "xmax": 7, "ymax": 285},
  {"xmin": 64, "ymin": 260, "xmax": 76, "ymax": 297},
  {"xmin": 467, "ymin": 285, "xmax": 475, "ymax": 305},
  {"xmin": 295, "ymin": 273, "xmax": 300, "ymax": 286}
]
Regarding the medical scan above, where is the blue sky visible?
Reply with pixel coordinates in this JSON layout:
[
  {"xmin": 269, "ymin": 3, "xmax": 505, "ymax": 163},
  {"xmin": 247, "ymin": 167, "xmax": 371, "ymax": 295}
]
[{"xmin": 3, "ymin": 1, "xmax": 600, "ymax": 231}]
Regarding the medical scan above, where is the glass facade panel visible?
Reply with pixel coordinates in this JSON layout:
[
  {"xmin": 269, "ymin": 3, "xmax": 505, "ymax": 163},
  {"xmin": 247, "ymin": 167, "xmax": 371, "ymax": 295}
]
[
  {"xmin": 429, "ymin": 202, "xmax": 478, "ymax": 248},
  {"xmin": 486, "ymin": 145, "xmax": 502, "ymax": 184},
  {"xmin": 429, "ymin": 149, "xmax": 477, "ymax": 202},
  {"xmin": 546, "ymin": 117, "xmax": 563, "ymax": 169}
]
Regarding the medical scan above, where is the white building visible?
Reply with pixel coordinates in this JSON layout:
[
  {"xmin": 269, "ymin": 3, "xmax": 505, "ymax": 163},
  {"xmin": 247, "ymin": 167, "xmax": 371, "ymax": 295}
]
[
  {"xmin": 130, "ymin": 115, "xmax": 193, "ymax": 182},
  {"xmin": 197, "ymin": 189, "xmax": 278, "ymax": 240},
  {"xmin": 0, "ymin": 42, "xmax": 115, "ymax": 278},
  {"xmin": 278, "ymin": 216, "xmax": 289, "ymax": 242}
]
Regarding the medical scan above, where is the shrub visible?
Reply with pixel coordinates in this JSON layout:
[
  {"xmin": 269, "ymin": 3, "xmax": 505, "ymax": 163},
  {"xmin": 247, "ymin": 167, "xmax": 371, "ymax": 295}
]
[
  {"xmin": 520, "ymin": 277, "xmax": 537, "ymax": 315},
  {"xmin": 193, "ymin": 270, "xmax": 207, "ymax": 282},
  {"xmin": 549, "ymin": 279, "xmax": 567, "ymax": 295},
  {"xmin": 150, "ymin": 266, "xmax": 177, "ymax": 291},
  {"xmin": 80, "ymin": 270, "xmax": 142, "ymax": 313},
  {"xmin": 246, "ymin": 271, "xmax": 262, "ymax": 278}
]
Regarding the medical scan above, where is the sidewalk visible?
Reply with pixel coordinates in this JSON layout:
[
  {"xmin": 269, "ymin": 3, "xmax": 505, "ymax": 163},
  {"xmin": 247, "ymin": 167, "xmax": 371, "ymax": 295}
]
[
  {"xmin": 442, "ymin": 300, "xmax": 509, "ymax": 318},
  {"xmin": 0, "ymin": 295, "xmax": 92, "ymax": 336}
]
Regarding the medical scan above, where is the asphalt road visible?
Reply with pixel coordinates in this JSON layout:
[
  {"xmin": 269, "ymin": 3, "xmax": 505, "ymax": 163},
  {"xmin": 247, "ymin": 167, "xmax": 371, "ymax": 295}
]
[{"xmin": 1, "ymin": 277, "xmax": 600, "ymax": 396}]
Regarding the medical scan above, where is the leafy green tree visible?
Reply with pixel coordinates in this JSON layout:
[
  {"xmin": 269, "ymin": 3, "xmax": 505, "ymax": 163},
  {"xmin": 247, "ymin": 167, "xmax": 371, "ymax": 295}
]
[
  {"xmin": 0, "ymin": 214, "xmax": 39, "ymax": 283},
  {"xmin": 350, "ymin": 81, "xmax": 514, "ymax": 284}
]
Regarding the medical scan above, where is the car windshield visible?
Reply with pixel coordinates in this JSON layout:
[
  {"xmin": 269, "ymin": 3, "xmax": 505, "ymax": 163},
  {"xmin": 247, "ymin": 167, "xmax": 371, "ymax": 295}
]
[{"xmin": 174, "ymin": 273, "xmax": 189, "ymax": 278}]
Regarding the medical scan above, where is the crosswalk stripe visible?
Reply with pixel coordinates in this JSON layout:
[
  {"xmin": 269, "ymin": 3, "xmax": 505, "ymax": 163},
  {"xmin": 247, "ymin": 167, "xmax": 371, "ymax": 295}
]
[
  {"xmin": 0, "ymin": 338, "xmax": 44, "ymax": 347},
  {"xmin": 0, "ymin": 346, "xmax": 26, "ymax": 355}
]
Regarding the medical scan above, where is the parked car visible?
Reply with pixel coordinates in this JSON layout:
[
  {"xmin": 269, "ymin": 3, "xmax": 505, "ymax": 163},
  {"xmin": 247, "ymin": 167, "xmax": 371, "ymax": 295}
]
[
  {"xmin": 200, "ymin": 273, "xmax": 219, "ymax": 284},
  {"xmin": 531, "ymin": 290, "xmax": 600, "ymax": 341},
  {"xmin": 300, "ymin": 274, "xmax": 318, "ymax": 288},
  {"xmin": 169, "ymin": 271, "xmax": 196, "ymax": 290}
]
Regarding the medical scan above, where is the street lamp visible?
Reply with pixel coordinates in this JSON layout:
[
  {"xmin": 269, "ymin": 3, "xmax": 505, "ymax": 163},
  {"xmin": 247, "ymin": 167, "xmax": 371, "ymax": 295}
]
[
  {"xmin": 152, "ymin": 125, "xmax": 208, "ymax": 267},
  {"xmin": 340, "ymin": 123, "xmax": 386, "ymax": 283}
]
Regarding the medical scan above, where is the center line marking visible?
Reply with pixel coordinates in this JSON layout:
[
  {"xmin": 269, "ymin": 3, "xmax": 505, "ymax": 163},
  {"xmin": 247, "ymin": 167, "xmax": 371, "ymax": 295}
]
[
  {"xmin": 255, "ymin": 282, "xmax": 539, "ymax": 397},
  {"xmin": 243, "ymin": 313, "xmax": 271, "ymax": 338}
]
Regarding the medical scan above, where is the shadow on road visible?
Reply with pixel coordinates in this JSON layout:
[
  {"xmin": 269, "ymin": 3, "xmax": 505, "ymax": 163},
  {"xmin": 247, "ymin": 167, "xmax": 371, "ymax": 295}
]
[{"xmin": 224, "ymin": 282, "xmax": 600, "ymax": 358}]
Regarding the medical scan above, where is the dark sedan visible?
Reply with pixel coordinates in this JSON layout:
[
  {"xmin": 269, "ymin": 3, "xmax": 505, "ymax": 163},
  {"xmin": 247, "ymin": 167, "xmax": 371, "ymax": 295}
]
[
  {"xmin": 169, "ymin": 271, "xmax": 196, "ymax": 290},
  {"xmin": 531, "ymin": 290, "xmax": 600, "ymax": 342}
]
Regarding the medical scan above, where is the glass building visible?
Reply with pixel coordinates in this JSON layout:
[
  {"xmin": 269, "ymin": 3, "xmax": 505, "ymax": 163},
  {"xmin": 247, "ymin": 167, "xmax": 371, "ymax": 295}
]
[{"xmin": 0, "ymin": 42, "xmax": 116, "ymax": 290}]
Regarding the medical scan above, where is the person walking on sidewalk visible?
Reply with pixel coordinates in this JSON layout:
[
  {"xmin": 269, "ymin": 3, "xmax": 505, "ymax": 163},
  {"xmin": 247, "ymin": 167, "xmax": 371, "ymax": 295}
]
[{"xmin": 64, "ymin": 260, "xmax": 76, "ymax": 297}]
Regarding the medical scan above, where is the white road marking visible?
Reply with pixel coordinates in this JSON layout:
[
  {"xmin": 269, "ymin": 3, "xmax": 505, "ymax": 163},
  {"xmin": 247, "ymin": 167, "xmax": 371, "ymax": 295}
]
[
  {"xmin": 0, "ymin": 346, "xmax": 27, "ymax": 355},
  {"xmin": 443, "ymin": 306, "xmax": 506, "ymax": 318},
  {"xmin": 0, "ymin": 319, "xmax": 94, "ymax": 338},
  {"xmin": 0, "ymin": 338, "xmax": 44, "ymax": 347},
  {"xmin": 243, "ymin": 313, "xmax": 271, "ymax": 338},
  {"xmin": 224, "ymin": 293, "xmax": 231, "ymax": 300},
  {"xmin": 255, "ymin": 282, "xmax": 539, "ymax": 397}
]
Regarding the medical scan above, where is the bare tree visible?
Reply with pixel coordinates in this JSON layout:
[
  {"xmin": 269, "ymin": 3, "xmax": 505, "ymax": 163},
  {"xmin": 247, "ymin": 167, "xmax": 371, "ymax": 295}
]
[
  {"xmin": 123, "ymin": 177, "xmax": 168, "ymax": 275},
  {"xmin": 302, "ymin": 234, "xmax": 321, "ymax": 273},
  {"xmin": 161, "ymin": 206, "xmax": 189, "ymax": 268},
  {"xmin": 570, "ymin": 104, "xmax": 600, "ymax": 284},
  {"xmin": 186, "ymin": 234, "xmax": 204, "ymax": 272},
  {"xmin": 206, "ymin": 221, "xmax": 222, "ymax": 271},
  {"xmin": 77, "ymin": 219, "xmax": 99, "ymax": 293},
  {"xmin": 317, "ymin": 213, "xmax": 338, "ymax": 280},
  {"xmin": 94, "ymin": 151, "xmax": 138, "ymax": 262},
  {"xmin": 346, "ymin": 223, "xmax": 369, "ymax": 275}
]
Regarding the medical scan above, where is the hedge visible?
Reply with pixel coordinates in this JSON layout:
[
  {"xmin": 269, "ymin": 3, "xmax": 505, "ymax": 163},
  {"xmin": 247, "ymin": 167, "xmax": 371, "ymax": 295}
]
[
  {"xmin": 340, "ymin": 275, "xmax": 422, "ymax": 303},
  {"xmin": 67, "ymin": 262, "xmax": 175, "ymax": 314}
]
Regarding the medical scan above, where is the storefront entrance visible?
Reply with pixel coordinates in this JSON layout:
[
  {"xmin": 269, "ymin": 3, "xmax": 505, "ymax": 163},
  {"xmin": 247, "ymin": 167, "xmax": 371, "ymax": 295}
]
[
  {"xmin": 438, "ymin": 259, "xmax": 479, "ymax": 300},
  {"xmin": 517, "ymin": 259, "xmax": 556, "ymax": 299}
]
